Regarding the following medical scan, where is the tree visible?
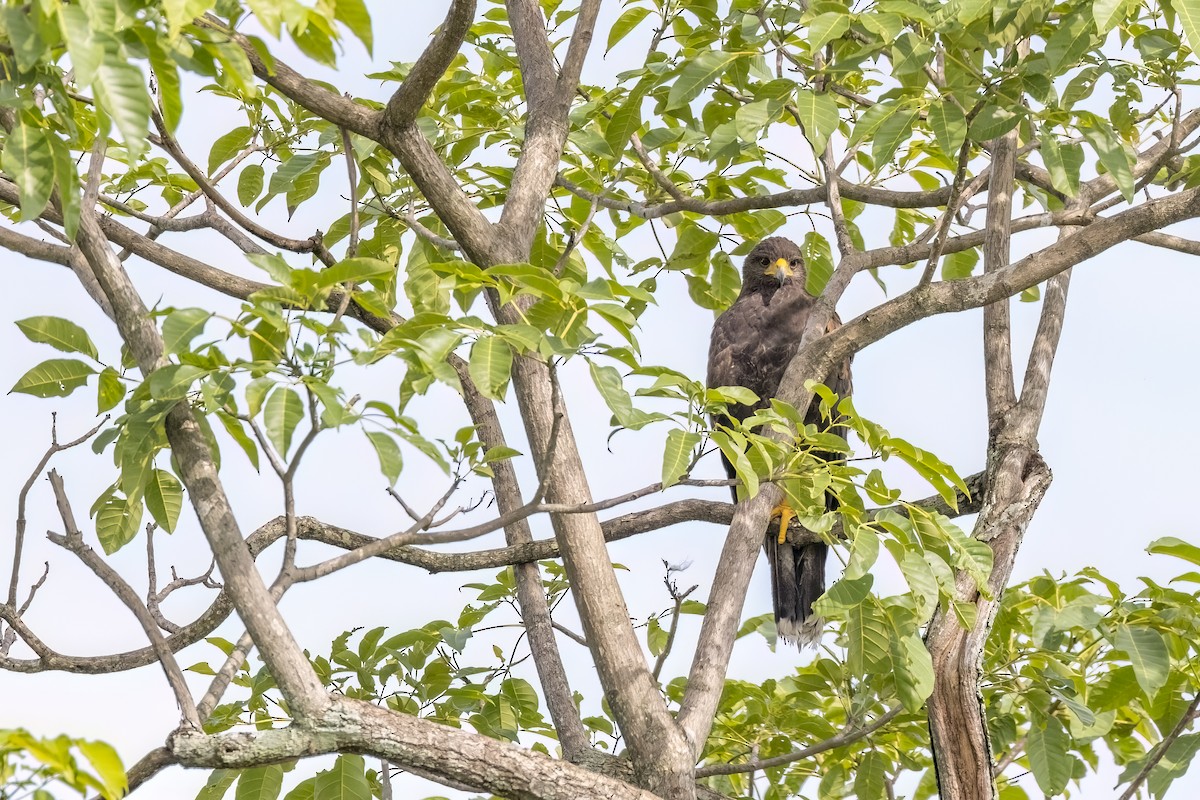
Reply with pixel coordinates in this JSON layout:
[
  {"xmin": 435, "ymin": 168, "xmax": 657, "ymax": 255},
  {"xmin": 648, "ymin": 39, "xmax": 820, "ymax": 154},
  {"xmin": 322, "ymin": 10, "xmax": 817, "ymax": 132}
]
[{"xmin": 3, "ymin": 0, "xmax": 1200, "ymax": 798}]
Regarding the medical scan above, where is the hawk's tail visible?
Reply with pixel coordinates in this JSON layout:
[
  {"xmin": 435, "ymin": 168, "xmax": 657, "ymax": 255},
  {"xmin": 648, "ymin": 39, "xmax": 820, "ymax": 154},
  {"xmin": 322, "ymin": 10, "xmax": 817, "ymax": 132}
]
[{"xmin": 767, "ymin": 538, "xmax": 827, "ymax": 648}]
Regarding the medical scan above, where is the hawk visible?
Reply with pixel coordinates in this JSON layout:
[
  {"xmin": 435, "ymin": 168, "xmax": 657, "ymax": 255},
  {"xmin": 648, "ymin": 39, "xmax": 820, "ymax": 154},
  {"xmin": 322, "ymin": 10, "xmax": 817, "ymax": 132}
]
[{"xmin": 706, "ymin": 236, "xmax": 853, "ymax": 646}]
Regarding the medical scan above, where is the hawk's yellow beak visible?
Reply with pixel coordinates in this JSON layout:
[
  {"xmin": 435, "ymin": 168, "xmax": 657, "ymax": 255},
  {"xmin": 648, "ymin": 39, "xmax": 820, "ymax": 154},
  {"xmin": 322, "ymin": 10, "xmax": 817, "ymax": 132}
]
[{"xmin": 765, "ymin": 257, "xmax": 793, "ymax": 284}]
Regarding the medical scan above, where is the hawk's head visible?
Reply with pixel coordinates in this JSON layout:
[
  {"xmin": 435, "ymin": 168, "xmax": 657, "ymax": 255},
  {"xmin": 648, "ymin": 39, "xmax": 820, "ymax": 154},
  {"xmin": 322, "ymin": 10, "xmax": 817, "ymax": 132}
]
[{"xmin": 742, "ymin": 236, "xmax": 806, "ymax": 293}]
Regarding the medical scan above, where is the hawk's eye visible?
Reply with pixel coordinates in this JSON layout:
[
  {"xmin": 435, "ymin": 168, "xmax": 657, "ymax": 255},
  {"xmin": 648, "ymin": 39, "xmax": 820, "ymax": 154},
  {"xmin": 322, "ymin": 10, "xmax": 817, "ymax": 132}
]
[
  {"xmin": 758, "ymin": 256, "xmax": 770, "ymax": 266},
  {"xmin": 789, "ymin": 258, "xmax": 801, "ymax": 268}
]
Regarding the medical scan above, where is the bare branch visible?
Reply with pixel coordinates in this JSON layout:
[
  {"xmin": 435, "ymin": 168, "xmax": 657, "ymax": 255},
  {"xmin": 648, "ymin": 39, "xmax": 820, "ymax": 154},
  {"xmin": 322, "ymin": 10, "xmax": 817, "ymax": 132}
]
[
  {"xmin": 171, "ymin": 697, "xmax": 662, "ymax": 800},
  {"xmin": 384, "ymin": 0, "xmax": 478, "ymax": 129},
  {"xmin": 1133, "ymin": 230, "xmax": 1200, "ymax": 255},
  {"xmin": 651, "ymin": 571, "xmax": 696, "ymax": 682},
  {"xmin": 454, "ymin": 359, "xmax": 589, "ymax": 757},
  {"xmin": 10, "ymin": 415, "xmax": 107, "ymax": 608},
  {"xmin": 46, "ymin": 470, "xmax": 201, "ymax": 729},
  {"xmin": 554, "ymin": 173, "xmax": 963, "ymax": 220},
  {"xmin": 1117, "ymin": 692, "xmax": 1200, "ymax": 800},
  {"xmin": 498, "ymin": 0, "xmax": 602, "ymax": 255},
  {"xmin": 268, "ymin": 471, "xmax": 984, "ymax": 574},
  {"xmin": 981, "ymin": 127, "xmax": 1020, "ymax": 431}
]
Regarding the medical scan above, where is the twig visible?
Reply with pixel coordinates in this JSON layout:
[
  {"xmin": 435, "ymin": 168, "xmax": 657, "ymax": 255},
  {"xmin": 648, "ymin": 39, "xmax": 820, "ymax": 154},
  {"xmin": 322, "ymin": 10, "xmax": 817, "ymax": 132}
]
[
  {"xmin": 152, "ymin": 111, "xmax": 336, "ymax": 266},
  {"xmin": 1117, "ymin": 693, "xmax": 1200, "ymax": 800},
  {"xmin": 196, "ymin": 629, "xmax": 256, "ymax": 720},
  {"xmin": 0, "ymin": 562, "xmax": 49, "ymax": 656},
  {"xmin": 45, "ymin": 470, "xmax": 201, "ymax": 729},
  {"xmin": 9, "ymin": 415, "xmax": 109, "ymax": 608},
  {"xmin": 652, "ymin": 565, "xmax": 696, "ymax": 681},
  {"xmin": 551, "ymin": 621, "xmax": 589, "ymax": 647},
  {"xmin": 695, "ymin": 705, "xmax": 903, "ymax": 776}
]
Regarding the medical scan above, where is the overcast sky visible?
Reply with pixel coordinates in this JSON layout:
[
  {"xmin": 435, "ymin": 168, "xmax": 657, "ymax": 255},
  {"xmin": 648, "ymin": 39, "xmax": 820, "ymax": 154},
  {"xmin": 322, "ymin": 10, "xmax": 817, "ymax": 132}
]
[{"xmin": 2, "ymin": 3, "xmax": 1198, "ymax": 798}]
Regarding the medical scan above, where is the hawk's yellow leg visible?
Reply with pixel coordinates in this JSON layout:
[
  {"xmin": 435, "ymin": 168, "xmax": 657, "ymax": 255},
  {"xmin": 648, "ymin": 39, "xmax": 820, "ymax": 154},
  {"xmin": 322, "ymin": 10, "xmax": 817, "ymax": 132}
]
[{"xmin": 771, "ymin": 501, "xmax": 795, "ymax": 544}]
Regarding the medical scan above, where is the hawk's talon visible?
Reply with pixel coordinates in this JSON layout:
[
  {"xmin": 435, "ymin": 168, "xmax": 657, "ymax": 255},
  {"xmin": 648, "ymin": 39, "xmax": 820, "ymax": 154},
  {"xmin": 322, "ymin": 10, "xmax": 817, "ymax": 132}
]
[{"xmin": 771, "ymin": 502, "xmax": 795, "ymax": 545}]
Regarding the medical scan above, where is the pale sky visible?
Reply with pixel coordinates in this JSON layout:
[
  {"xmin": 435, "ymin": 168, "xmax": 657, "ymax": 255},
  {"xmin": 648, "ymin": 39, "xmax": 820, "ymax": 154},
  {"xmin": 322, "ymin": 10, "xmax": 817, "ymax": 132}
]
[{"xmin": 2, "ymin": 3, "xmax": 1198, "ymax": 798}]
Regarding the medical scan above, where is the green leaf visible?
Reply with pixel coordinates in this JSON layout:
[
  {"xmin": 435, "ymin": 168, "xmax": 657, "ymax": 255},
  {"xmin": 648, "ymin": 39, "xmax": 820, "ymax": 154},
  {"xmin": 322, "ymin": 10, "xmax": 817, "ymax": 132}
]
[
  {"xmin": 217, "ymin": 411, "xmax": 260, "ymax": 471},
  {"xmin": 793, "ymin": 90, "xmax": 839, "ymax": 155},
  {"xmin": 235, "ymin": 765, "xmax": 283, "ymax": 800},
  {"xmin": 238, "ymin": 164, "xmax": 265, "ymax": 206},
  {"xmin": 846, "ymin": 599, "xmax": 891, "ymax": 674},
  {"xmin": 2, "ymin": 115, "xmax": 55, "ymax": 220},
  {"xmin": 872, "ymin": 109, "xmax": 919, "ymax": 169},
  {"xmin": 711, "ymin": 430, "xmax": 757, "ymax": 500},
  {"xmin": 1148, "ymin": 536, "xmax": 1200, "ymax": 566},
  {"xmin": 49, "ymin": 134, "xmax": 81, "ymax": 238},
  {"xmin": 149, "ymin": 365, "xmax": 208, "ymax": 401},
  {"xmin": 667, "ymin": 51, "xmax": 740, "ymax": 110},
  {"xmin": 589, "ymin": 361, "xmax": 640, "ymax": 428},
  {"xmin": 143, "ymin": 32, "xmax": 182, "ymax": 132},
  {"xmin": 334, "ymin": 0, "xmax": 373, "ymax": 54},
  {"xmin": 365, "ymin": 430, "xmax": 403, "ymax": 486},
  {"xmin": 264, "ymin": 386, "xmax": 304, "ymax": 458},
  {"xmin": 890, "ymin": 31, "xmax": 931, "ymax": 77},
  {"xmin": 1114, "ymin": 624, "xmax": 1170, "ymax": 698},
  {"xmin": 942, "ymin": 248, "xmax": 978, "ymax": 280},
  {"xmin": 1079, "ymin": 114, "xmax": 1134, "ymax": 202},
  {"xmin": 662, "ymin": 429, "xmax": 700, "ymax": 488},
  {"xmin": 96, "ymin": 493, "xmax": 144, "ymax": 555},
  {"xmin": 605, "ymin": 82, "xmax": 647, "ymax": 161},
  {"xmin": 245, "ymin": 377, "xmax": 274, "ymax": 418},
  {"xmin": 815, "ymin": 574, "xmax": 873, "ymax": 613},
  {"xmin": 607, "ymin": 6, "xmax": 650, "ymax": 52},
  {"xmin": 11, "ymin": 358, "xmax": 97, "ymax": 398},
  {"xmin": 197, "ymin": 769, "xmax": 240, "ymax": 800},
  {"xmin": 316, "ymin": 257, "xmax": 394, "ymax": 288},
  {"xmin": 709, "ymin": 252, "xmax": 741, "ymax": 309},
  {"xmin": 891, "ymin": 633, "xmax": 935, "ymax": 712},
  {"xmin": 60, "ymin": 6, "xmax": 101, "ymax": 85},
  {"xmin": 808, "ymin": 11, "xmax": 850, "ymax": 51},
  {"xmin": 97, "ymin": 367, "xmax": 125, "ymax": 413},
  {"xmin": 208, "ymin": 126, "xmax": 252, "ymax": 176},
  {"xmin": 1093, "ymin": 0, "xmax": 1130, "ymax": 33},
  {"xmin": 1040, "ymin": 132, "xmax": 1082, "ymax": 197},
  {"xmin": 16, "ymin": 316, "xmax": 99, "ymax": 359},
  {"xmin": 1046, "ymin": 10, "xmax": 1096, "ymax": 72},
  {"xmin": 313, "ymin": 755, "xmax": 370, "ymax": 800},
  {"xmin": 928, "ymin": 100, "xmax": 966, "ymax": 158},
  {"xmin": 802, "ymin": 232, "xmax": 833, "ymax": 296},
  {"xmin": 1, "ymin": 7, "xmax": 44, "ymax": 72},
  {"xmin": 95, "ymin": 61, "xmax": 152, "ymax": 159},
  {"xmin": 1026, "ymin": 713, "xmax": 1072, "ymax": 796},
  {"xmin": 283, "ymin": 778, "xmax": 315, "ymax": 800},
  {"xmin": 734, "ymin": 98, "xmax": 778, "ymax": 144},
  {"xmin": 854, "ymin": 750, "xmax": 887, "ymax": 800},
  {"xmin": 76, "ymin": 740, "xmax": 127, "ymax": 800},
  {"xmin": 468, "ymin": 336, "xmax": 513, "ymax": 400},
  {"xmin": 162, "ymin": 309, "xmax": 213, "ymax": 355},
  {"xmin": 969, "ymin": 105, "xmax": 1022, "ymax": 142},
  {"xmin": 1179, "ymin": 0, "xmax": 1200, "ymax": 56},
  {"xmin": 144, "ymin": 469, "xmax": 183, "ymax": 533}
]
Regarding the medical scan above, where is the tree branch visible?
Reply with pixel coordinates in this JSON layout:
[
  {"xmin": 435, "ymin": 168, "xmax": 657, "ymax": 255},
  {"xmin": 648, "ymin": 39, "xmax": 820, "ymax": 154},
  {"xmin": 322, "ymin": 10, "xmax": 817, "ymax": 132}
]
[
  {"xmin": 1117, "ymin": 692, "xmax": 1200, "ymax": 800},
  {"xmin": 170, "ymin": 697, "xmax": 661, "ymax": 800},
  {"xmin": 45, "ymin": 470, "xmax": 200, "ymax": 730},
  {"xmin": 696, "ymin": 705, "xmax": 903, "ymax": 777},
  {"xmin": 497, "ymin": 0, "xmax": 602, "ymax": 256},
  {"xmin": 384, "ymin": 0, "xmax": 478, "ymax": 129},
  {"xmin": 981, "ymin": 126, "xmax": 1019, "ymax": 431},
  {"xmin": 72, "ymin": 140, "xmax": 330, "ymax": 720}
]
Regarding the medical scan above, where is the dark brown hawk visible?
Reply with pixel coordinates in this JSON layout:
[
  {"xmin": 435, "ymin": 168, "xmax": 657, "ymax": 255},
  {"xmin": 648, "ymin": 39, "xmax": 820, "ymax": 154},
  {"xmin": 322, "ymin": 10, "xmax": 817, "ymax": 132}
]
[{"xmin": 706, "ymin": 236, "xmax": 853, "ymax": 646}]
